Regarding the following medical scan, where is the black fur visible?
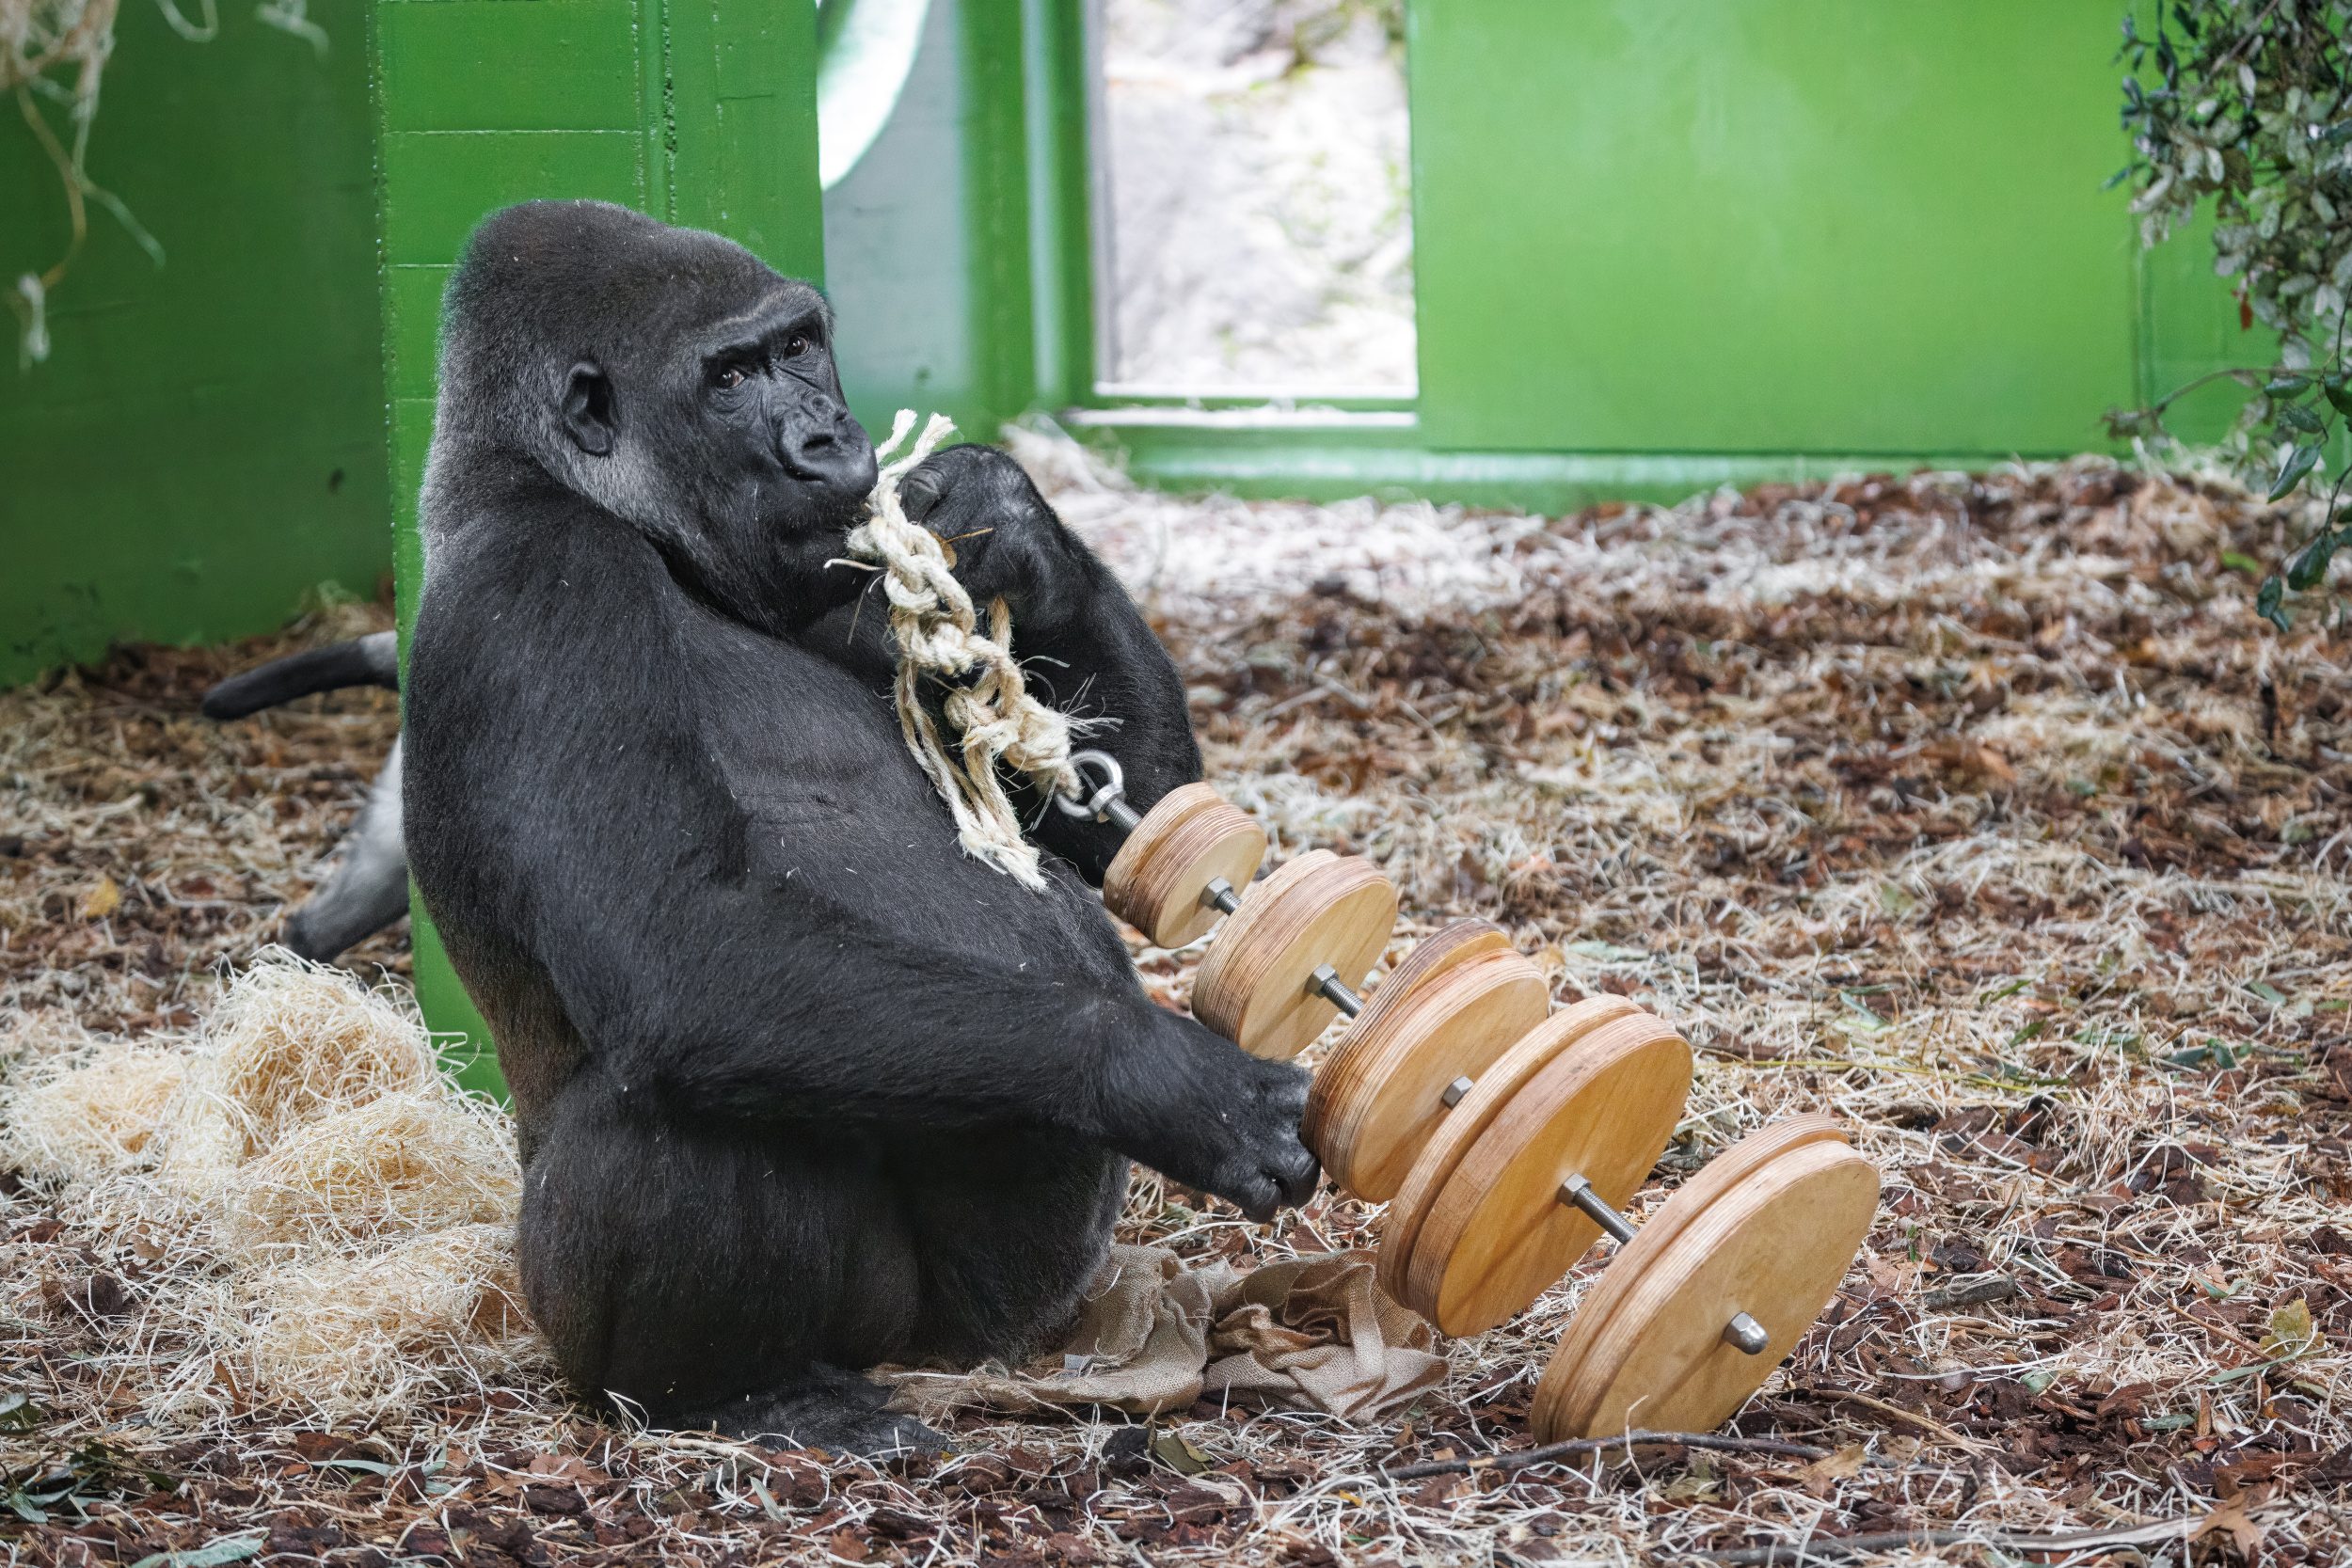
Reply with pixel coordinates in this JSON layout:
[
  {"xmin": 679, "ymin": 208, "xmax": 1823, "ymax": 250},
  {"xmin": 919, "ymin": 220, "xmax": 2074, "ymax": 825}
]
[
  {"xmin": 402, "ymin": 201, "xmax": 1316, "ymax": 1455},
  {"xmin": 200, "ymin": 630, "xmax": 400, "ymax": 720}
]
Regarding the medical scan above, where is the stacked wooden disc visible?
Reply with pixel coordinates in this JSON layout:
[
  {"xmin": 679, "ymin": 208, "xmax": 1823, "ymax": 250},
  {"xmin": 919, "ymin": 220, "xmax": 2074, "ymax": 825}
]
[
  {"xmin": 1100, "ymin": 783, "xmax": 1266, "ymax": 949},
  {"xmin": 1533, "ymin": 1117, "xmax": 1880, "ymax": 1439},
  {"xmin": 1379, "ymin": 1000, "xmax": 1692, "ymax": 1336},
  {"xmin": 1191, "ymin": 850, "xmax": 1397, "ymax": 1061},
  {"xmin": 1092, "ymin": 779, "xmax": 1878, "ymax": 1437}
]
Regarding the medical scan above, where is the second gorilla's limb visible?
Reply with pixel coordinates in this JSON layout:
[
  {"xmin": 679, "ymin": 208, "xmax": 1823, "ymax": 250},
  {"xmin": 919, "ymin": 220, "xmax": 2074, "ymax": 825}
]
[{"xmin": 283, "ymin": 737, "xmax": 410, "ymax": 962}]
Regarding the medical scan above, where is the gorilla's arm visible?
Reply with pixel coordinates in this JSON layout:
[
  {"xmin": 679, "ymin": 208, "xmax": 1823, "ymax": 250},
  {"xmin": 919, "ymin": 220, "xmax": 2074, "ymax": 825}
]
[
  {"xmin": 803, "ymin": 444, "xmax": 1200, "ymax": 884},
  {"xmin": 406, "ymin": 507, "xmax": 1312, "ymax": 1217},
  {"xmin": 519, "ymin": 857, "xmax": 1308, "ymax": 1213}
]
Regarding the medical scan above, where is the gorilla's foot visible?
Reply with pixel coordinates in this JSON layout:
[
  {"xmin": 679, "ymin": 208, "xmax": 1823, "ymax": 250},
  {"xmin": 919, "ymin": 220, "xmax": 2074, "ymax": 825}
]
[{"xmin": 677, "ymin": 1367, "xmax": 948, "ymax": 1458}]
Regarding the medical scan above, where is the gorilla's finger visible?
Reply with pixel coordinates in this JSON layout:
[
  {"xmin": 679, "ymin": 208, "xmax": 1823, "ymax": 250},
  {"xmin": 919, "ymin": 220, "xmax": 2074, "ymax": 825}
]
[
  {"xmin": 1276, "ymin": 1147, "xmax": 1320, "ymax": 1208},
  {"xmin": 900, "ymin": 470, "xmax": 945, "ymax": 524},
  {"xmin": 1235, "ymin": 1178, "xmax": 1280, "ymax": 1225}
]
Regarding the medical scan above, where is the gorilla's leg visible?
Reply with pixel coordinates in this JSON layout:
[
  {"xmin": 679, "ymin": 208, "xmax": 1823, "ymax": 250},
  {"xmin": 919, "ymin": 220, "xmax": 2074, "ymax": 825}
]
[
  {"xmin": 517, "ymin": 1069, "xmax": 946, "ymax": 1454},
  {"xmin": 283, "ymin": 738, "xmax": 410, "ymax": 961},
  {"xmin": 887, "ymin": 1129, "xmax": 1129, "ymax": 1365}
]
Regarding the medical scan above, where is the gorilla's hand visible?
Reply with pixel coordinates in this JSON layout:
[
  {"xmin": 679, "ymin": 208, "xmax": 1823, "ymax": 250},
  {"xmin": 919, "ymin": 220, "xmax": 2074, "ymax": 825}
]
[
  {"xmin": 1097, "ymin": 1013, "xmax": 1321, "ymax": 1221},
  {"xmin": 898, "ymin": 445, "xmax": 1091, "ymax": 632}
]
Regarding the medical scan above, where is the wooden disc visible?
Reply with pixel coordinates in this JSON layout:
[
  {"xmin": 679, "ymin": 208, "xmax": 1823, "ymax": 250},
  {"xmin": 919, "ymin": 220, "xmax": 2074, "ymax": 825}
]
[
  {"xmin": 1403, "ymin": 1010, "xmax": 1692, "ymax": 1336},
  {"xmin": 1373, "ymin": 995, "xmax": 1641, "ymax": 1303},
  {"xmin": 1301, "ymin": 919, "xmax": 1515, "ymax": 1161},
  {"xmin": 1532, "ymin": 1134, "xmax": 1880, "ymax": 1441},
  {"xmin": 1530, "ymin": 1114, "xmax": 1851, "ymax": 1435},
  {"xmin": 1100, "ymin": 784, "xmax": 1266, "ymax": 949},
  {"xmin": 1190, "ymin": 851, "xmax": 1397, "ymax": 1060},
  {"xmin": 1306, "ymin": 948, "xmax": 1550, "ymax": 1205}
]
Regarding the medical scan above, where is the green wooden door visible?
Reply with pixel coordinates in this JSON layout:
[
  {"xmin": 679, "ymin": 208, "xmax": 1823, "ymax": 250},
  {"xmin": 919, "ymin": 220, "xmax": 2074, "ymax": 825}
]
[
  {"xmin": 372, "ymin": 0, "xmax": 824, "ymax": 1091},
  {"xmin": 1409, "ymin": 0, "xmax": 2140, "ymax": 458}
]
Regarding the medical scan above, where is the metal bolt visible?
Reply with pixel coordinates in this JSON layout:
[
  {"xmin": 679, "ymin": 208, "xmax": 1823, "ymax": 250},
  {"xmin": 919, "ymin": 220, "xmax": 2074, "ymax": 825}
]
[
  {"xmin": 1723, "ymin": 1312, "xmax": 1770, "ymax": 1356},
  {"xmin": 1200, "ymin": 877, "xmax": 1241, "ymax": 915},
  {"xmin": 1306, "ymin": 963, "xmax": 1363, "ymax": 1018},
  {"xmin": 1440, "ymin": 1075, "xmax": 1474, "ymax": 1108},
  {"xmin": 1556, "ymin": 1174, "xmax": 1637, "ymax": 1244}
]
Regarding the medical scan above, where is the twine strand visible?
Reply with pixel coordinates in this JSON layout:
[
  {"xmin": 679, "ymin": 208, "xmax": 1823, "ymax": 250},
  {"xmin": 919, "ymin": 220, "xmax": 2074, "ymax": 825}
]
[{"xmin": 838, "ymin": 410, "xmax": 1082, "ymax": 890}]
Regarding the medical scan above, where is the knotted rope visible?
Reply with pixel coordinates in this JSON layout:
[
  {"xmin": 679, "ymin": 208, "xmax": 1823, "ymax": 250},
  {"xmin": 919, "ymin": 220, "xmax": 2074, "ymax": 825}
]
[{"xmin": 837, "ymin": 409, "xmax": 1084, "ymax": 890}]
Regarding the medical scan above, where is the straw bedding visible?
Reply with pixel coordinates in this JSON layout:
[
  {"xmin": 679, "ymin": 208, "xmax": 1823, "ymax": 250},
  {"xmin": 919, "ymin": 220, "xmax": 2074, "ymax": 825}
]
[
  {"xmin": 2, "ymin": 437, "xmax": 2348, "ymax": 1562},
  {"xmin": 2, "ymin": 954, "xmax": 535, "ymax": 1431}
]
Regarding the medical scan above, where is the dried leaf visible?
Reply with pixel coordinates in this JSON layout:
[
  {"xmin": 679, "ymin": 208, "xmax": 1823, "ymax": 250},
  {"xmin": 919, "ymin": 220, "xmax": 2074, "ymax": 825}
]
[
  {"xmin": 2193, "ymin": 1493, "xmax": 2265, "ymax": 1558},
  {"xmin": 80, "ymin": 876, "xmax": 121, "ymax": 921},
  {"xmin": 1801, "ymin": 1442, "xmax": 1868, "ymax": 1497},
  {"xmin": 2260, "ymin": 1297, "xmax": 2320, "ymax": 1359}
]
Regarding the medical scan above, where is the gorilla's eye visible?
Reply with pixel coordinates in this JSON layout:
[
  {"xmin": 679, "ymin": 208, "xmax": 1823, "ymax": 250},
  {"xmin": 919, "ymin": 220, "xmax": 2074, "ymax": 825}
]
[
  {"xmin": 712, "ymin": 364, "xmax": 748, "ymax": 391},
  {"xmin": 784, "ymin": 334, "xmax": 813, "ymax": 359}
]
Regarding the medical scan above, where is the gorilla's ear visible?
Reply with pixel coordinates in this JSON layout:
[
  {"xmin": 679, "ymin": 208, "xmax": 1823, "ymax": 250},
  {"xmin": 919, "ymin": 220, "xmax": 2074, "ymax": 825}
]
[{"xmin": 561, "ymin": 361, "xmax": 616, "ymax": 458}]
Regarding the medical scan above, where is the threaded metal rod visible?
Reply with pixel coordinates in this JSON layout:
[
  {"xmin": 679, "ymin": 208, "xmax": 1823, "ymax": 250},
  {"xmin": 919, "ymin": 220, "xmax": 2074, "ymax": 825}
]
[
  {"xmin": 1556, "ymin": 1174, "xmax": 1638, "ymax": 1243},
  {"xmin": 1305, "ymin": 962, "xmax": 1364, "ymax": 1019},
  {"xmin": 1200, "ymin": 877, "xmax": 1242, "ymax": 916}
]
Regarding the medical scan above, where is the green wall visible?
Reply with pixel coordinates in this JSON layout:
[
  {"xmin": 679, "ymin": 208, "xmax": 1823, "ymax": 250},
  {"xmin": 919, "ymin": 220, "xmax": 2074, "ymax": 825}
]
[
  {"xmin": 0, "ymin": 4, "xmax": 389, "ymax": 688},
  {"xmin": 373, "ymin": 0, "xmax": 826, "ymax": 1085},
  {"xmin": 1412, "ymin": 0, "xmax": 2137, "ymax": 457}
]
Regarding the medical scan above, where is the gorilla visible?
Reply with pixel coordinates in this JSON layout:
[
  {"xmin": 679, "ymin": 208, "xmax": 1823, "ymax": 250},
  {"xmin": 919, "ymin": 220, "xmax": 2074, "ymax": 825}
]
[
  {"xmin": 402, "ymin": 200, "xmax": 1318, "ymax": 1454},
  {"xmin": 202, "ymin": 633, "xmax": 409, "ymax": 962}
]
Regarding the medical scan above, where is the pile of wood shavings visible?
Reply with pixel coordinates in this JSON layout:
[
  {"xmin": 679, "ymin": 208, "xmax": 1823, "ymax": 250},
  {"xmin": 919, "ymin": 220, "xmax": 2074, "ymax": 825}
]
[{"xmin": 4, "ymin": 443, "xmax": 2350, "ymax": 1564}]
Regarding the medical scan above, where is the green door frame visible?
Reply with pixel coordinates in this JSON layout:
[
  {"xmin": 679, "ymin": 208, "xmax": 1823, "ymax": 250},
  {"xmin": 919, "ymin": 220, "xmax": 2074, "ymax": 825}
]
[{"xmin": 865, "ymin": 1, "xmax": 2253, "ymax": 510}]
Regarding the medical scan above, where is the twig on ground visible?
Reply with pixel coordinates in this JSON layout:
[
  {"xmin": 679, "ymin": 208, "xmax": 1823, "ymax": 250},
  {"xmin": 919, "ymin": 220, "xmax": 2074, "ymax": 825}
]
[
  {"xmin": 1381, "ymin": 1431, "xmax": 1831, "ymax": 1481},
  {"xmin": 1791, "ymin": 1387, "xmax": 1992, "ymax": 1453},
  {"xmin": 1701, "ymin": 1516, "xmax": 2193, "ymax": 1564},
  {"xmin": 1918, "ymin": 1272, "xmax": 2018, "ymax": 1310}
]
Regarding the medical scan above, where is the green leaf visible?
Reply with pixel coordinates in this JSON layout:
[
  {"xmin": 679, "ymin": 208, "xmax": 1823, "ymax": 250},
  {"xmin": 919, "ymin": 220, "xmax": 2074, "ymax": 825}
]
[
  {"xmin": 2284, "ymin": 529, "xmax": 2339, "ymax": 591},
  {"xmin": 2265, "ymin": 374, "xmax": 2312, "ymax": 396},
  {"xmin": 2278, "ymin": 401, "xmax": 2325, "ymax": 434},
  {"xmin": 2246, "ymin": 979, "xmax": 2289, "ymax": 1006},
  {"xmin": 2220, "ymin": 550, "xmax": 2264, "ymax": 575},
  {"xmin": 2269, "ymin": 443, "xmax": 2322, "ymax": 500},
  {"xmin": 1149, "ymin": 1429, "xmax": 1213, "ymax": 1475},
  {"xmin": 1979, "ymin": 977, "xmax": 2030, "ymax": 1004},
  {"xmin": 313, "ymin": 1457, "xmax": 394, "ymax": 1477},
  {"xmin": 0, "ymin": 1394, "xmax": 43, "ymax": 1433},
  {"xmin": 2257, "ymin": 574, "xmax": 2290, "ymax": 632},
  {"xmin": 2008, "ymin": 1018, "xmax": 2047, "ymax": 1048},
  {"xmin": 2328, "ymin": 380, "xmax": 2352, "ymax": 420},
  {"xmin": 127, "ymin": 1533, "xmax": 265, "ymax": 1568},
  {"xmin": 1840, "ymin": 993, "xmax": 1892, "ymax": 1031}
]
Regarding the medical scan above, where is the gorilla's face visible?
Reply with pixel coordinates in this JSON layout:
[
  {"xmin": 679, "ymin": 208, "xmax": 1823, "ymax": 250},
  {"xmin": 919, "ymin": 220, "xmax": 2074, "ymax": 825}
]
[
  {"xmin": 439, "ymin": 201, "xmax": 883, "ymax": 627},
  {"xmin": 558, "ymin": 280, "xmax": 878, "ymax": 546},
  {"xmin": 693, "ymin": 294, "xmax": 878, "ymax": 523}
]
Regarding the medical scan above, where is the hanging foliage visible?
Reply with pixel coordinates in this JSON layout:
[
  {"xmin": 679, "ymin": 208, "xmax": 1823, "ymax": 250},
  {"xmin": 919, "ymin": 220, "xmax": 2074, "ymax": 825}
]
[
  {"xmin": 3, "ymin": 0, "xmax": 324, "ymax": 368},
  {"xmin": 2107, "ymin": 1, "xmax": 2352, "ymax": 628}
]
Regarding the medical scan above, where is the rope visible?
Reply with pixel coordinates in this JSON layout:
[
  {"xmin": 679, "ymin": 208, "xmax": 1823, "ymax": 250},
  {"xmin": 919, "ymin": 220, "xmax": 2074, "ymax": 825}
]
[{"xmin": 837, "ymin": 409, "xmax": 1083, "ymax": 890}]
